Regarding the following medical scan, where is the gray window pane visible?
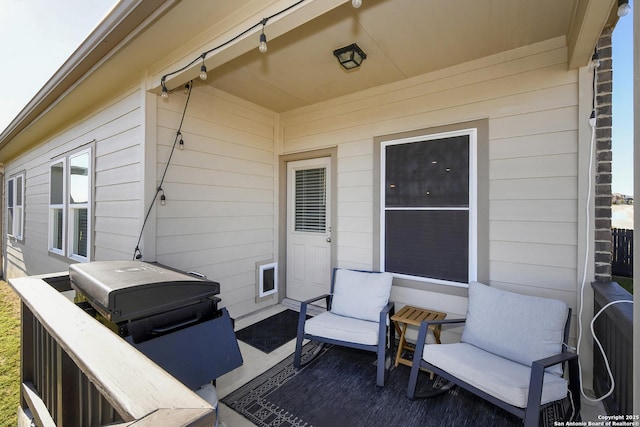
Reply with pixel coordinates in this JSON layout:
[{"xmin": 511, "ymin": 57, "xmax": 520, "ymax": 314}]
[
  {"xmin": 70, "ymin": 153, "xmax": 89, "ymax": 204},
  {"xmin": 50, "ymin": 162, "xmax": 64, "ymax": 204},
  {"xmin": 385, "ymin": 210, "xmax": 469, "ymax": 283},
  {"xmin": 385, "ymin": 135, "xmax": 469, "ymax": 208}
]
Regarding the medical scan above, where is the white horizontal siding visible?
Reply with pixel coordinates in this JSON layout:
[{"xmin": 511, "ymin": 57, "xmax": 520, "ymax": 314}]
[
  {"xmin": 154, "ymin": 86, "xmax": 277, "ymax": 318},
  {"xmin": 280, "ymin": 36, "xmax": 581, "ymax": 320},
  {"xmin": 4, "ymin": 88, "xmax": 143, "ymax": 278}
]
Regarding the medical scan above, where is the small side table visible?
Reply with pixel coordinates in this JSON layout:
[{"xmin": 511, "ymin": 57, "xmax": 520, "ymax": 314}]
[{"xmin": 391, "ymin": 305, "xmax": 447, "ymax": 368}]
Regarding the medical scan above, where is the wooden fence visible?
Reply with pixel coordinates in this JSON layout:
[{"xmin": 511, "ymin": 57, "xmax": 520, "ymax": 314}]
[{"xmin": 612, "ymin": 228, "xmax": 633, "ymax": 277}]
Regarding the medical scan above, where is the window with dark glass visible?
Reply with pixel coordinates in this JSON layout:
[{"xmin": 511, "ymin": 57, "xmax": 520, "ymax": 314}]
[{"xmin": 382, "ymin": 131, "xmax": 476, "ymax": 284}]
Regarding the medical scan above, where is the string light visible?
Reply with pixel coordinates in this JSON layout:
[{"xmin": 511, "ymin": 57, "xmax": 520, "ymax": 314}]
[
  {"xmin": 259, "ymin": 18, "xmax": 269, "ymax": 53},
  {"xmin": 199, "ymin": 56, "xmax": 208, "ymax": 80},
  {"xmin": 179, "ymin": 133, "xmax": 185, "ymax": 150},
  {"xmin": 618, "ymin": 0, "xmax": 631, "ymax": 17},
  {"xmin": 158, "ymin": 0, "xmax": 306, "ymax": 97},
  {"xmin": 161, "ymin": 80, "xmax": 169, "ymax": 103},
  {"xmin": 133, "ymin": 82, "xmax": 192, "ymax": 260},
  {"xmin": 352, "ymin": 0, "xmax": 362, "ymax": 8}
]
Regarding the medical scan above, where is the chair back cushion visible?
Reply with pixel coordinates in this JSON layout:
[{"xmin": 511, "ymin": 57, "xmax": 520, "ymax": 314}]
[
  {"xmin": 461, "ymin": 281, "xmax": 568, "ymax": 375},
  {"xmin": 330, "ymin": 269, "xmax": 393, "ymax": 322}
]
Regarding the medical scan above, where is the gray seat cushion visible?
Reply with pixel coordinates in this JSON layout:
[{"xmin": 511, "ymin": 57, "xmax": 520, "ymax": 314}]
[
  {"xmin": 461, "ymin": 282, "xmax": 568, "ymax": 375},
  {"xmin": 423, "ymin": 342, "xmax": 568, "ymax": 408},
  {"xmin": 304, "ymin": 311, "xmax": 379, "ymax": 345}
]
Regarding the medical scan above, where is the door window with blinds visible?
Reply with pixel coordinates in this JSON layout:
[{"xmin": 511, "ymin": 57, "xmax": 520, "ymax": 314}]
[
  {"xmin": 295, "ymin": 167, "xmax": 327, "ymax": 233},
  {"xmin": 49, "ymin": 147, "xmax": 92, "ymax": 261},
  {"xmin": 381, "ymin": 129, "xmax": 477, "ymax": 285}
]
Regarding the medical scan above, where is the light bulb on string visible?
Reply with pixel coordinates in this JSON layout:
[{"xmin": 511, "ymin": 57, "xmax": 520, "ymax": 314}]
[
  {"xmin": 259, "ymin": 33, "xmax": 268, "ymax": 53},
  {"xmin": 199, "ymin": 56, "xmax": 208, "ymax": 80},
  {"xmin": 161, "ymin": 85, "xmax": 169, "ymax": 103},
  {"xmin": 618, "ymin": 0, "xmax": 631, "ymax": 17},
  {"xmin": 179, "ymin": 136, "xmax": 185, "ymax": 150},
  {"xmin": 259, "ymin": 18, "xmax": 268, "ymax": 53},
  {"xmin": 352, "ymin": 0, "xmax": 362, "ymax": 8},
  {"xmin": 184, "ymin": 83, "xmax": 191, "ymax": 94}
]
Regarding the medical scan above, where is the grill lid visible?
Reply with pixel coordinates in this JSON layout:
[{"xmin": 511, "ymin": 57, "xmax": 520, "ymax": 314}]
[{"xmin": 70, "ymin": 261, "xmax": 220, "ymax": 323}]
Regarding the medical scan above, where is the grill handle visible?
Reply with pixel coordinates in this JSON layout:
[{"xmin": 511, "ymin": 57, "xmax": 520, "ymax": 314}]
[{"xmin": 151, "ymin": 314, "xmax": 202, "ymax": 334}]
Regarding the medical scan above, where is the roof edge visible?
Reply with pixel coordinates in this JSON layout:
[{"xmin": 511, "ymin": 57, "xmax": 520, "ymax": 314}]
[{"xmin": 0, "ymin": 0, "xmax": 175, "ymax": 155}]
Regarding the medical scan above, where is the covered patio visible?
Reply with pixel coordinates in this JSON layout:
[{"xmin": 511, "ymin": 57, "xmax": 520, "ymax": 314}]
[{"xmin": 1, "ymin": 0, "xmax": 637, "ymax": 425}]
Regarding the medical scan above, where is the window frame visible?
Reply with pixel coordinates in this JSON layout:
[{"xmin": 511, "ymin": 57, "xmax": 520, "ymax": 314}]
[
  {"xmin": 48, "ymin": 147, "xmax": 92, "ymax": 262},
  {"xmin": 7, "ymin": 172, "xmax": 25, "ymax": 241},
  {"xmin": 379, "ymin": 128, "xmax": 478, "ymax": 287}
]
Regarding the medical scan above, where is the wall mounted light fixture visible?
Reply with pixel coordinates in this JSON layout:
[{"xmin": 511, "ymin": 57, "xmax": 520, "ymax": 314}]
[{"xmin": 333, "ymin": 43, "xmax": 367, "ymax": 70}]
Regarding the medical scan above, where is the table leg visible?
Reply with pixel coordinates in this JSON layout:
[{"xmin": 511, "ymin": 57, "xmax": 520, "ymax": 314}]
[
  {"xmin": 394, "ymin": 322, "xmax": 407, "ymax": 367},
  {"xmin": 433, "ymin": 325, "xmax": 442, "ymax": 344}
]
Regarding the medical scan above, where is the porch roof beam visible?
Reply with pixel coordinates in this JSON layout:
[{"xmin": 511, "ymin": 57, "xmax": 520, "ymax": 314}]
[
  {"xmin": 567, "ymin": 0, "xmax": 618, "ymax": 69},
  {"xmin": 155, "ymin": 0, "xmax": 350, "ymax": 93}
]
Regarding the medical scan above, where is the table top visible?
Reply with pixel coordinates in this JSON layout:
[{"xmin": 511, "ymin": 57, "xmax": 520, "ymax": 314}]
[{"xmin": 391, "ymin": 304, "xmax": 446, "ymax": 326}]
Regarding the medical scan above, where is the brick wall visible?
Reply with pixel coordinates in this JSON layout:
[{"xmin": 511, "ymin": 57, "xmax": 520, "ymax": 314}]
[{"xmin": 594, "ymin": 27, "xmax": 614, "ymax": 282}]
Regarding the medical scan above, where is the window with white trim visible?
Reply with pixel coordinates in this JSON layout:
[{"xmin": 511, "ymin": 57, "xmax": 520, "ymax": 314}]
[
  {"xmin": 7, "ymin": 172, "xmax": 25, "ymax": 240},
  {"xmin": 49, "ymin": 148, "xmax": 92, "ymax": 261},
  {"xmin": 381, "ymin": 129, "xmax": 477, "ymax": 285}
]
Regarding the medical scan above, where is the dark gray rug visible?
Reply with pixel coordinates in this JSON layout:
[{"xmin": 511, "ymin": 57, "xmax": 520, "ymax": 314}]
[
  {"xmin": 222, "ymin": 343, "xmax": 543, "ymax": 427},
  {"xmin": 235, "ymin": 309, "xmax": 306, "ymax": 353}
]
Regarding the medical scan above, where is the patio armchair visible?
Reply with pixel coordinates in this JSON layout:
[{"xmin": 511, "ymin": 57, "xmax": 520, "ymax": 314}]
[
  {"xmin": 407, "ymin": 281, "xmax": 581, "ymax": 427},
  {"xmin": 293, "ymin": 268, "xmax": 395, "ymax": 387}
]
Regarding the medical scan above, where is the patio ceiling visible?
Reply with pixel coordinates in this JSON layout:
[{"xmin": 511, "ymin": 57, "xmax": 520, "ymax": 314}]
[
  {"xmin": 0, "ymin": 0, "xmax": 617, "ymax": 162},
  {"xmin": 195, "ymin": 0, "xmax": 614, "ymax": 112}
]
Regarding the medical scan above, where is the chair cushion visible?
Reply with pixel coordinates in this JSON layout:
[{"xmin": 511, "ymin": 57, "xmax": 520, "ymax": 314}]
[
  {"xmin": 461, "ymin": 281, "xmax": 568, "ymax": 375},
  {"xmin": 423, "ymin": 343, "xmax": 568, "ymax": 408},
  {"xmin": 304, "ymin": 312, "xmax": 380, "ymax": 346},
  {"xmin": 330, "ymin": 269, "xmax": 393, "ymax": 322}
]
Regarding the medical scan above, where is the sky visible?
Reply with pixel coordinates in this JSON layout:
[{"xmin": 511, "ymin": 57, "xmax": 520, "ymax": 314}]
[
  {"xmin": 0, "ymin": 0, "xmax": 117, "ymax": 131},
  {"xmin": 0, "ymin": 0, "xmax": 635, "ymax": 196},
  {"xmin": 612, "ymin": 1, "xmax": 634, "ymax": 196}
]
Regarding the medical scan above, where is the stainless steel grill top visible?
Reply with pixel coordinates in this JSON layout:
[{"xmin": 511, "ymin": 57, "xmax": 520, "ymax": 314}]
[{"xmin": 70, "ymin": 261, "xmax": 220, "ymax": 323}]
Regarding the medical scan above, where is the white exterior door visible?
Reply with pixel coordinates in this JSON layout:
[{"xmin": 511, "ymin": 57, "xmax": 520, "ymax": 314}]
[{"xmin": 286, "ymin": 158, "xmax": 332, "ymax": 301}]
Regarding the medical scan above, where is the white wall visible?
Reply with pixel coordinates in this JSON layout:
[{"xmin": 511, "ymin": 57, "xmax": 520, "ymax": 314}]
[
  {"xmin": 153, "ymin": 86, "xmax": 278, "ymax": 318},
  {"xmin": 4, "ymin": 87, "xmax": 143, "ymax": 278},
  {"xmin": 280, "ymin": 37, "xmax": 583, "ymax": 342}
]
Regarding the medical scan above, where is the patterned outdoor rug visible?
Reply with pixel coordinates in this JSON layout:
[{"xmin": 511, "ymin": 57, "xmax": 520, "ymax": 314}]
[
  {"xmin": 235, "ymin": 309, "xmax": 306, "ymax": 354},
  {"xmin": 222, "ymin": 343, "xmax": 560, "ymax": 427}
]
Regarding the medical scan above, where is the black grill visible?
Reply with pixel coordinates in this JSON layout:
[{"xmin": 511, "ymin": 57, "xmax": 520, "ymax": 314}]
[{"xmin": 70, "ymin": 260, "xmax": 243, "ymax": 390}]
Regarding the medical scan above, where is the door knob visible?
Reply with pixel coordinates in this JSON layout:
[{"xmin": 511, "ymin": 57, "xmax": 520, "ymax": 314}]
[{"xmin": 326, "ymin": 237, "xmax": 332, "ymax": 242}]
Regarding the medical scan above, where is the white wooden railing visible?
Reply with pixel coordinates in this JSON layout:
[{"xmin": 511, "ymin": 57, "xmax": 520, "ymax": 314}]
[{"xmin": 9, "ymin": 273, "xmax": 216, "ymax": 427}]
